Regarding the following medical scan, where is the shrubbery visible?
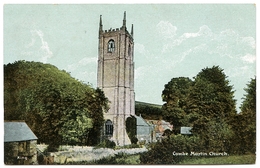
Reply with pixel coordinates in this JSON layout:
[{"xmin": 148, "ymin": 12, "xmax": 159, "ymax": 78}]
[
  {"xmin": 140, "ymin": 134, "xmax": 203, "ymax": 164},
  {"xmin": 96, "ymin": 139, "xmax": 116, "ymax": 149},
  {"xmin": 126, "ymin": 116, "xmax": 138, "ymax": 144}
]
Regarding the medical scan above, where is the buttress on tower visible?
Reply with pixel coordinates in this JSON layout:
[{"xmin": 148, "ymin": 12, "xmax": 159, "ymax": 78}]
[{"xmin": 97, "ymin": 12, "xmax": 135, "ymax": 146}]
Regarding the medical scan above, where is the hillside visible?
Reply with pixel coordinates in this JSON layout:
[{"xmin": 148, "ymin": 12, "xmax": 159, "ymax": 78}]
[
  {"xmin": 135, "ymin": 101, "xmax": 163, "ymax": 120},
  {"xmin": 135, "ymin": 101, "xmax": 162, "ymax": 109}
]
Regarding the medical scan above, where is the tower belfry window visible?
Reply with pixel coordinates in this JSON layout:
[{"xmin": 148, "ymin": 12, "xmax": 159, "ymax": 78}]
[{"xmin": 108, "ymin": 39, "xmax": 115, "ymax": 52}]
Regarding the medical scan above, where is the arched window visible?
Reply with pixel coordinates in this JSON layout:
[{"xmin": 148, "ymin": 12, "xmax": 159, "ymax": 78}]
[
  {"xmin": 108, "ymin": 39, "xmax": 115, "ymax": 52},
  {"xmin": 105, "ymin": 120, "xmax": 113, "ymax": 136}
]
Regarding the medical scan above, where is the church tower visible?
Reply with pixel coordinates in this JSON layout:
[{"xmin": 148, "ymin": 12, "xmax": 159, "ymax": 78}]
[{"xmin": 97, "ymin": 12, "xmax": 135, "ymax": 146}]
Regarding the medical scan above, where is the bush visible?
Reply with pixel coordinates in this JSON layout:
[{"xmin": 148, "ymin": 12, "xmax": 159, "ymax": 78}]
[
  {"xmin": 46, "ymin": 142, "xmax": 59, "ymax": 152},
  {"xmin": 126, "ymin": 116, "xmax": 138, "ymax": 144},
  {"xmin": 140, "ymin": 135, "xmax": 204, "ymax": 164},
  {"xmin": 96, "ymin": 139, "xmax": 116, "ymax": 149}
]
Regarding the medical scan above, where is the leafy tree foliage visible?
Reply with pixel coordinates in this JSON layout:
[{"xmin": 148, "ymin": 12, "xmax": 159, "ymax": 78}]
[
  {"xmin": 231, "ymin": 77, "xmax": 256, "ymax": 154},
  {"xmin": 240, "ymin": 77, "xmax": 256, "ymax": 113},
  {"xmin": 189, "ymin": 66, "xmax": 236, "ymax": 152},
  {"xmin": 126, "ymin": 116, "xmax": 138, "ymax": 144},
  {"xmin": 161, "ymin": 66, "xmax": 236, "ymax": 152},
  {"xmin": 161, "ymin": 77, "xmax": 193, "ymax": 133},
  {"xmin": 189, "ymin": 66, "xmax": 236, "ymax": 120},
  {"xmin": 4, "ymin": 61, "xmax": 109, "ymax": 149}
]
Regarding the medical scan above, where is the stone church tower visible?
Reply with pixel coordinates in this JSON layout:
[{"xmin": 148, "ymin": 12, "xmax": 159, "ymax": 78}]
[{"xmin": 97, "ymin": 12, "xmax": 135, "ymax": 146}]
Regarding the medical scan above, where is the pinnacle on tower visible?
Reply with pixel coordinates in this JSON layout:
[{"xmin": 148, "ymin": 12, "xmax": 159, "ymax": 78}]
[
  {"xmin": 131, "ymin": 24, "xmax": 134, "ymax": 37},
  {"xmin": 99, "ymin": 15, "xmax": 103, "ymax": 32},
  {"xmin": 122, "ymin": 11, "xmax": 126, "ymax": 29}
]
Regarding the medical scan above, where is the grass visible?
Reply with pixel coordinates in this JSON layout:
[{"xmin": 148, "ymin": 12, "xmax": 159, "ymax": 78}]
[
  {"xmin": 66, "ymin": 154, "xmax": 140, "ymax": 165},
  {"xmin": 115, "ymin": 154, "xmax": 140, "ymax": 165},
  {"xmin": 178, "ymin": 154, "xmax": 256, "ymax": 165},
  {"xmin": 65, "ymin": 153, "xmax": 256, "ymax": 165}
]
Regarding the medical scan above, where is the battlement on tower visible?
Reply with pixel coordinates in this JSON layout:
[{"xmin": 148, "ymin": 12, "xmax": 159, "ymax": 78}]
[
  {"xmin": 104, "ymin": 28, "xmax": 119, "ymax": 32},
  {"xmin": 99, "ymin": 11, "xmax": 133, "ymax": 41}
]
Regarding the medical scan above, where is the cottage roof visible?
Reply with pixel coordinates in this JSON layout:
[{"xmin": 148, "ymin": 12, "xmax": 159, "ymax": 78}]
[
  {"xmin": 180, "ymin": 127, "xmax": 192, "ymax": 135},
  {"xmin": 160, "ymin": 120, "xmax": 173, "ymax": 131},
  {"xmin": 135, "ymin": 115, "xmax": 152, "ymax": 127},
  {"xmin": 4, "ymin": 121, "xmax": 38, "ymax": 142}
]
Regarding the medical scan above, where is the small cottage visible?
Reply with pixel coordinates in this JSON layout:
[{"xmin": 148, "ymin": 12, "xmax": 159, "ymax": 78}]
[
  {"xmin": 135, "ymin": 115, "xmax": 174, "ymax": 144},
  {"xmin": 146, "ymin": 119, "xmax": 173, "ymax": 141},
  {"xmin": 135, "ymin": 115, "xmax": 155, "ymax": 143},
  {"xmin": 4, "ymin": 121, "xmax": 38, "ymax": 165}
]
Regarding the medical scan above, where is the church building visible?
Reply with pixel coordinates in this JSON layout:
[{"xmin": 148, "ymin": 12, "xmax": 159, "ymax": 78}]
[{"xmin": 97, "ymin": 12, "xmax": 135, "ymax": 146}]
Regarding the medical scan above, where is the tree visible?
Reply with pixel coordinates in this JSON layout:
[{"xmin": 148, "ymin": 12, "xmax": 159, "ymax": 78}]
[
  {"xmin": 4, "ymin": 61, "xmax": 108, "ymax": 149},
  {"xmin": 189, "ymin": 66, "xmax": 236, "ymax": 120},
  {"xmin": 161, "ymin": 66, "xmax": 236, "ymax": 152},
  {"xmin": 188, "ymin": 66, "xmax": 236, "ymax": 152},
  {"xmin": 84, "ymin": 87, "xmax": 108, "ymax": 145},
  {"xmin": 161, "ymin": 77, "xmax": 193, "ymax": 133},
  {"xmin": 240, "ymin": 77, "xmax": 256, "ymax": 113},
  {"xmin": 61, "ymin": 115, "xmax": 93, "ymax": 146},
  {"xmin": 231, "ymin": 77, "xmax": 256, "ymax": 154}
]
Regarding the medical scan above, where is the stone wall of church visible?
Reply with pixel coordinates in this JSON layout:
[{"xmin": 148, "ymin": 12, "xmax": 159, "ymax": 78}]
[{"xmin": 97, "ymin": 13, "xmax": 134, "ymax": 146}]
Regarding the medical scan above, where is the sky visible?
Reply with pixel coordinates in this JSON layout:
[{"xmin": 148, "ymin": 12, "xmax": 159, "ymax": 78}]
[{"xmin": 3, "ymin": 3, "xmax": 256, "ymax": 113}]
